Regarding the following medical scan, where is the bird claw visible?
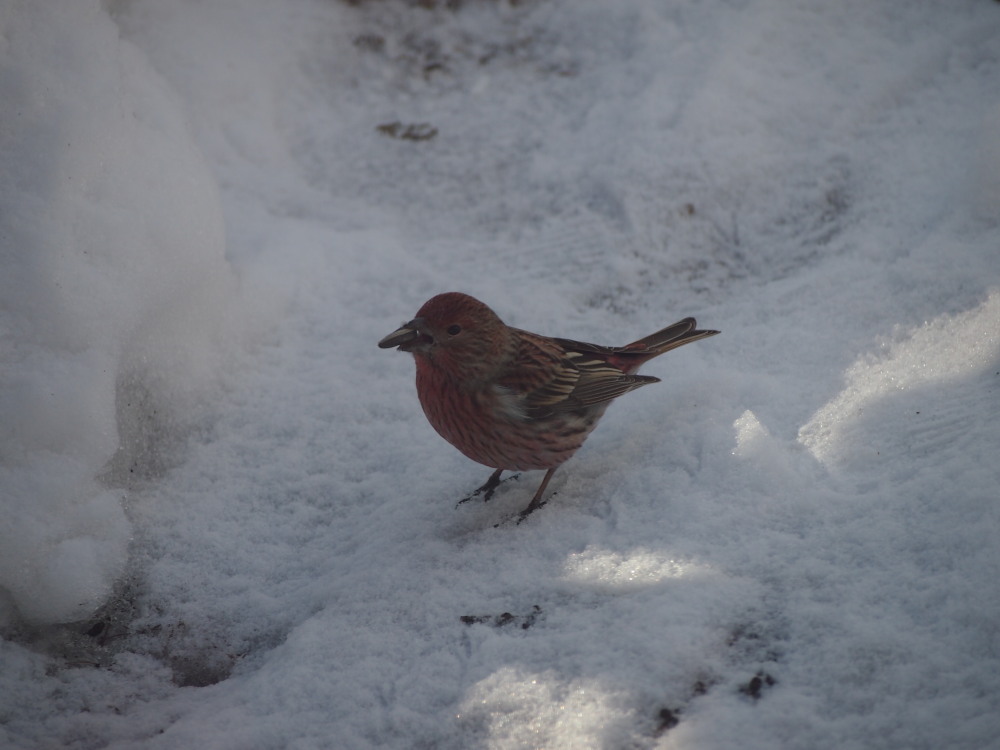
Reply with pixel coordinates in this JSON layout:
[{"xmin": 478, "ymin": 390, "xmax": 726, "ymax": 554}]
[
  {"xmin": 514, "ymin": 493, "xmax": 553, "ymax": 524},
  {"xmin": 515, "ymin": 503, "xmax": 544, "ymax": 524},
  {"xmin": 489, "ymin": 493, "xmax": 555, "ymax": 528},
  {"xmin": 456, "ymin": 470, "xmax": 520, "ymax": 508}
]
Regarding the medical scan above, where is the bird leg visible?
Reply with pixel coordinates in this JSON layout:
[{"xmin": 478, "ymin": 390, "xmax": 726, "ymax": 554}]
[
  {"xmin": 457, "ymin": 468, "xmax": 519, "ymax": 506},
  {"xmin": 475, "ymin": 468, "xmax": 505, "ymax": 502},
  {"xmin": 516, "ymin": 467, "xmax": 558, "ymax": 523}
]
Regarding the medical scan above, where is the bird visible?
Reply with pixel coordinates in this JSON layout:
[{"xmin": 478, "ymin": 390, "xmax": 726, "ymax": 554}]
[{"xmin": 378, "ymin": 292, "xmax": 718, "ymax": 521}]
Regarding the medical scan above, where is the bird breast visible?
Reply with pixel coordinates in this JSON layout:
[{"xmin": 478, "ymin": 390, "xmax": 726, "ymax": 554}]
[{"xmin": 414, "ymin": 360, "xmax": 605, "ymax": 472}]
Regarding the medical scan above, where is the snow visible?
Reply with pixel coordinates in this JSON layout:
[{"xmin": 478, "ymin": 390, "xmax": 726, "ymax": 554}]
[
  {"xmin": 1, "ymin": 0, "xmax": 998, "ymax": 747},
  {"xmin": 0, "ymin": 0, "xmax": 237, "ymax": 624}
]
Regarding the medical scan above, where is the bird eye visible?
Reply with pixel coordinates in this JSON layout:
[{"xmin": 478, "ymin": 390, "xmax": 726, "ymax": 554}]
[{"xmin": 446, "ymin": 324, "xmax": 462, "ymax": 336}]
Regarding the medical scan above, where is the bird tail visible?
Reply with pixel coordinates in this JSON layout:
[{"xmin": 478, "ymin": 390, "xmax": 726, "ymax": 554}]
[
  {"xmin": 605, "ymin": 317, "xmax": 719, "ymax": 373},
  {"xmin": 550, "ymin": 317, "xmax": 719, "ymax": 374},
  {"xmin": 626, "ymin": 318, "xmax": 719, "ymax": 355}
]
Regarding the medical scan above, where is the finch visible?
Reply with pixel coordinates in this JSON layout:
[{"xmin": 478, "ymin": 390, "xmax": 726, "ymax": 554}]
[{"xmin": 379, "ymin": 292, "xmax": 718, "ymax": 521}]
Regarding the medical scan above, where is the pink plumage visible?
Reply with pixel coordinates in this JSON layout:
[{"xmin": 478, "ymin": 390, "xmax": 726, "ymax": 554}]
[{"xmin": 379, "ymin": 292, "xmax": 718, "ymax": 520}]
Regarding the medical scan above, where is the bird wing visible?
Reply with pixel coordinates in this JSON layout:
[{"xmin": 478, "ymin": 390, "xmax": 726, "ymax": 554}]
[{"xmin": 497, "ymin": 330, "xmax": 658, "ymax": 420}]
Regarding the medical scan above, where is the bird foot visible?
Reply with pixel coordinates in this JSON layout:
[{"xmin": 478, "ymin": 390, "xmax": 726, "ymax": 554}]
[
  {"xmin": 489, "ymin": 493, "xmax": 556, "ymax": 528},
  {"xmin": 456, "ymin": 470, "xmax": 520, "ymax": 507},
  {"xmin": 514, "ymin": 493, "xmax": 553, "ymax": 525}
]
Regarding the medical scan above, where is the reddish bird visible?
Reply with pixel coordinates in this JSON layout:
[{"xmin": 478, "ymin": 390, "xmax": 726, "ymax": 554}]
[{"xmin": 379, "ymin": 292, "xmax": 718, "ymax": 521}]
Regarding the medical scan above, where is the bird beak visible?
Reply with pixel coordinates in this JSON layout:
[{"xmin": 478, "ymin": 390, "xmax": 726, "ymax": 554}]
[{"xmin": 378, "ymin": 318, "xmax": 428, "ymax": 350}]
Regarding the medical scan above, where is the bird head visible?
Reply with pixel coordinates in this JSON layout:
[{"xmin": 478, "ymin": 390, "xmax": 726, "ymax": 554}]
[{"xmin": 378, "ymin": 292, "xmax": 510, "ymax": 379}]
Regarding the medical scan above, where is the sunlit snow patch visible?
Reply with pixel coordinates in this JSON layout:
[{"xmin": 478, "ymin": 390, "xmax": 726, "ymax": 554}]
[
  {"xmin": 562, "ymin": 546, "xmax": 711, "ymax": 593},
  {"xmin": 456, "ymin": 667, "xmax": 636, "ymax": 749},
  {"xmin": 799, "ymin": 290, "xmax": 1000, "ymax": 472}
]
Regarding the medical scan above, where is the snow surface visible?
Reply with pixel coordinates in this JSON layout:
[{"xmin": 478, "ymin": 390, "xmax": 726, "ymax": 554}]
[{"xmin": 1, "ymin": 0, "xmax": 999, "ymax": 747}]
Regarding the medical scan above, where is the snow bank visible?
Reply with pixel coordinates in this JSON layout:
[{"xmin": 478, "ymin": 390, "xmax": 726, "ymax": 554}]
[
  {"xmin": 0, "ymin": 0, "xmax": 235, "ymax": 624},
  {"xmin": 800, "ymin": 290, "xmax": 1000, "ymax": 472}
]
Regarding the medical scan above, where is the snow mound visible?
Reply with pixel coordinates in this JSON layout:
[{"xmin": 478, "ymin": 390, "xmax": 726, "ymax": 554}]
[{"xmin": 0, "ymin": 0, "xmax": 235, "ymax": 624}]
